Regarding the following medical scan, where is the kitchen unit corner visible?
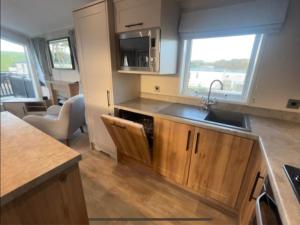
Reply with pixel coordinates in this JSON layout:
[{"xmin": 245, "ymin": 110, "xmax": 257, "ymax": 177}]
[{"xmin": 111, "ymin": 97, "xmax": 300, "ymax": 225}]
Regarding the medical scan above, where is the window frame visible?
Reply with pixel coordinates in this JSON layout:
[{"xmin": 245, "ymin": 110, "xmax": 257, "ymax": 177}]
[
  {"xmin": 47, "ymin": 37, "xmax": 75, "ymax": 70},
  {"xmin": 180, "ymin": 34, "xmax": 263, "ymax": 103},
  {"xmin": 0, "ymin": 38, "xmax": 41, "ymax": 99}
]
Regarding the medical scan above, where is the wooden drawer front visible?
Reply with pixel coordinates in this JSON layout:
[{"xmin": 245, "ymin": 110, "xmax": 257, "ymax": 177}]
[
  {"xmin": 153, "ymin": 118, "xmax": 194, "ymax": 185},
  {"xmin": 114, "ymin": 0, "xmax": 161, "ymax": 33},
  {"xmin": 187, "ymin": 128, "xmax": 254, "ymax": 207},
  {"xmin": 101, "ymin": 115, "xmax": 151, "ymax": 164}
]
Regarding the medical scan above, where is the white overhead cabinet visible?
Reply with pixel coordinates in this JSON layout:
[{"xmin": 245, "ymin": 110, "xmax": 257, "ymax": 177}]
[
  {"xmin": 114, "ymin": 0, "xmax": 180, "ymax": 74},
  {"xmin": 114, "ymin": 0, "xmax": 161, "ymax": 33}
]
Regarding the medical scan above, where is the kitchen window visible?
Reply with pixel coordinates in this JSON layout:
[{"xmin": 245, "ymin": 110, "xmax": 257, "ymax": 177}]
[{"xmin": 180, "ymin": 34, "xmax": 262, "ymax": 102}]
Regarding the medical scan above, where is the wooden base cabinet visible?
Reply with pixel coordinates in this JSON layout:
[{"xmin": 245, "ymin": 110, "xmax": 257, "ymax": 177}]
[
  {"xmin": 153, "ymin": 118, "xmax": 195, "ymax": 185},
  {"xmin": 153, "ymin": 118, "xmax": 254, "ymax": 209},
  {"xmin": 1, "ymin": 165, "xmax": 88, "ymax": 225},
  {"xmin": 237, "ymin": 142, "xmax": 267, "ymax": 225},
  {"xmin": 187, "ymin": 127, "xmax": 253, "ymax": 208}
]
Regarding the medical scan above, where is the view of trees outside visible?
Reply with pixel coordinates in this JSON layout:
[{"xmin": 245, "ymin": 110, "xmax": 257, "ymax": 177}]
[
  {"xmin": 1, "ymin": 39, "xmax": 29, "ymax": 75},
  {"xmin": 48, "ymin": 38, "xmax": 73, "ymax": 69},
  {"xmin": 185, "ymin": 35, "xmax": 256, "ymax": 96}
]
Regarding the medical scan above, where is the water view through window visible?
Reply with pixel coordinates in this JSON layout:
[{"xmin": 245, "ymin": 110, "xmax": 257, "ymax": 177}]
[{"xmin": 183, "ymin": 35, "xmax": 257, "ymax": 100}]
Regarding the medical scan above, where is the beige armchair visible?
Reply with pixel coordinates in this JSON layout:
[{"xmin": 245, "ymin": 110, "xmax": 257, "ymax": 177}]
[{"xmin": 23, "ymin": 95, "xmax": 85, "ymax": 146}]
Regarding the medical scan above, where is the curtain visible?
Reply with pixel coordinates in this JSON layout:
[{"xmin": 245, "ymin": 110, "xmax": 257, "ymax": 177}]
[
  {"xmin": 29, "ymin": 38, "xmax": 52, "ymax": 85},
  {"xmin": 68, "ymin": 29, "xmax": 79, "ymax": 70}
]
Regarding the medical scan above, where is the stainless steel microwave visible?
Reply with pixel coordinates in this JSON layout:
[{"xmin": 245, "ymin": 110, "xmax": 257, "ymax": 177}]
[{"xmin": 118, "ymin": 28, "xmax": 160, "ymax": 73}]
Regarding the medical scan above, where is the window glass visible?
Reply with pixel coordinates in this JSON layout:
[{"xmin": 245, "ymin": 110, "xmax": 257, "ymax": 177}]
[
  {"xmin": 0, "ymin": 39, "xmax": 36, "ymax": 100},
  {"xmin": 48, "ymin": 38, "xmax": 74, "ymax": 69},
  {"xmin": 181, "ymin": 35, "xmax": 260, "ymax": 102}
]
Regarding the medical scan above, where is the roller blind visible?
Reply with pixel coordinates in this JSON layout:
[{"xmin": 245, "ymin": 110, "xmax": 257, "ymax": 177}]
[{"xmin": 179, "ymin": 0, "xmax": 290, "ymax": 38}]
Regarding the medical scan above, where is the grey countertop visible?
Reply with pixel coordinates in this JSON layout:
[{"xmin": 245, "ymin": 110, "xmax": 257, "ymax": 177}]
[
  {"xmin": 116, "ymin": 98, "xmax": 257, "ymax": 139},
  {"xmin": 115, "ymin": 97, "xmax": 300, "ymax": 225}
]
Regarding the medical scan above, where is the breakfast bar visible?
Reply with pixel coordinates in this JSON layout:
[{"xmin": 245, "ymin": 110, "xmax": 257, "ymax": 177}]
[{"xmin": 0, "ymin": 112, "xmax": 88, "ymax": 224}]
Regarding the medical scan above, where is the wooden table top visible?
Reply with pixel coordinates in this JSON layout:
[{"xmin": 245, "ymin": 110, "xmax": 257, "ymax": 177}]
[{"xmin": 0, "ymin": 112, "xmax": 81, "ymax": 206}]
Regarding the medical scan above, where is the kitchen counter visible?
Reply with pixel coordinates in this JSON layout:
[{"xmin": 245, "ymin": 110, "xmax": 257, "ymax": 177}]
[
  {"xmin": 115, "ymin": 97, "xmax": 300, "ymax": 225},
  {"xmin": 250, "ymin": 117, "xmax": 300, "ymax": 225},
  {"xmin": 0, "ymin": 112, "xmax": 81, "ymax": 206},
  {"xmin": 116, "ymin": 97, "xmax": 172, "ymax": 116},
  {"xmin": 116, "ymin": 98, "xmax": 257, "ymax": 140}
]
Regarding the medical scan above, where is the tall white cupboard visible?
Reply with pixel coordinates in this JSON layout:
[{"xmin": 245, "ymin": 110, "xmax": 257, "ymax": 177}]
[{"xmin": 73, "ymin": 0, "xmax": 139, "ymax": 158}]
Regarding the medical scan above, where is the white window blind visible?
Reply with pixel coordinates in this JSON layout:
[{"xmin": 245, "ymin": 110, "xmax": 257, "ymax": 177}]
[{"xmin": 179, "ymin": 0, "xmax": 290, "ymax": 38}]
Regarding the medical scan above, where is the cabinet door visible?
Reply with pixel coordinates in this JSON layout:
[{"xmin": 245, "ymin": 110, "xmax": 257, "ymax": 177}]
[
  {"xmin": 153, "ymin": 118, "xmax": 194, "ymax": 185},
  {"xmin": 237, "ymin": 142, "xmax": 267, "ymax": 225},
  {"xmin": 101, "ymin": 115, "xmax": 151, "ymax": 164},
  {"xmin": 187, "ymin": 128, "xmax": 254, "ymax": 207},
  {"xmin": 73, "ymin": 2, "xmax": 116, "ymax": 157},
  {"xmin": 114, "ymin": 0, "xmax": 161, "ymax": 33}
]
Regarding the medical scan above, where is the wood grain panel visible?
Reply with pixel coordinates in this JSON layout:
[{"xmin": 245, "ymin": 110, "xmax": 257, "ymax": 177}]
[
  {"xmin": 1, "ymin": 112, "xmax": 81, "ymax": 205},
  {"xmin": 187, "ymin": 128, "xmax": 254, "ymax": 207},
  {"xmin": 153, "ymin": 118, "xmax": 194, "ymax": 185},
  {"xmin": 237, "ymin": 142, "xmax": 267, "ymax": 225},
  {"xmin": 1, "ymin": 165, "xmax": 88, "ymax": 225},
  {"xmin": 101, "ymin": 115, "xmax": 151, "ymax": 164}
]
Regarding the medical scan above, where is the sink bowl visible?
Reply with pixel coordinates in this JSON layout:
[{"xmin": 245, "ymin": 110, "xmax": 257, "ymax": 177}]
[
  {"xmin": 204, "ymin": 109, "xmax": 251, "ymax": 131},
  {"xmin": 158, "ymin": 104, "xmax": 251, "ymax": 132}
]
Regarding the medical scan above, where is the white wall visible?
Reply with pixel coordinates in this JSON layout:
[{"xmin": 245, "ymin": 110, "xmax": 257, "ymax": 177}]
[
  {"xmin": 42, "ymin": 28, "xmax": 81, "ymax": 82},
  {"xmin": 140, "ymin": 0, "xmax": 300, "ymax": 112},
  {"xmin": 248, "ymin": 0, "xmax": 300, "ymax": 111}
]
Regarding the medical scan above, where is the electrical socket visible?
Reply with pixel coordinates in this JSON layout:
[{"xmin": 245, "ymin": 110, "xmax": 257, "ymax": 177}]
[{"xmin": 286, "ymin": 99, "xmax": 300, "ymax": 109}]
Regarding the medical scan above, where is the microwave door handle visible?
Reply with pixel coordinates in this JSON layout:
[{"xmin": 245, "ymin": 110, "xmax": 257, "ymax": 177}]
[{"xmin": 125, "ymin": 22, "xmax": 143, "ymax": 28}]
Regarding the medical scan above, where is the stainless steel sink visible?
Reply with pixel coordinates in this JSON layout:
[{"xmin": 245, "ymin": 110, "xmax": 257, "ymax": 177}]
[
  {"xmin": 204, "ymin": 109, "xmax": 251, "ymax": 131},
  {"xmin": 159, "ymin": 104, "xmax": 251, "ymax": 132},
  {"xmin": 159, "ymin": 104, "xmax": 208, "ymax": 121}
]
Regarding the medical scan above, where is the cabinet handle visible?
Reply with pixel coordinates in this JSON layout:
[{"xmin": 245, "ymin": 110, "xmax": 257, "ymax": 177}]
[
  {"xmin": 125, "ymin": 22, "xmax": 143, "ymax": 28},
  {"xmin": 186, "ymin": 130, "xmax": 191, "ymax": 151},
  {"xmin": 194, "ymin": 132, "xmax": 200, "ymax": 154},
  {"xmin": 107, "ymin": 90, "xmax": 111, "ymax": 107},
  {"xmin": 249, "ymin": 172, "xmax": 264, "ymax": 201}
]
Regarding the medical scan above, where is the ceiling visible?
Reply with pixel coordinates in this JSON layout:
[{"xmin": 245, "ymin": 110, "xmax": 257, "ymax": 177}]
[
  {"xmin": 0, "ymin": 0, "xmax": 93, "ymax": 37},
  {"xmin": 1, "ymin": 0, "xmax": 253, "ymax": 37}
]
